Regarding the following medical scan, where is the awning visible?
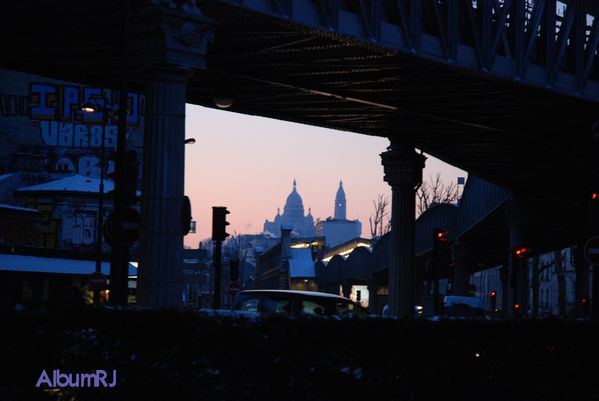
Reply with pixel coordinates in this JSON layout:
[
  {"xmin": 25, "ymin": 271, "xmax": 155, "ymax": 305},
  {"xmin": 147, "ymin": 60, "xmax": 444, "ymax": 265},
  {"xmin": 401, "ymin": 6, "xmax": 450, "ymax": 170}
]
[{"xmin": 0, "ymin": 253, "xmax": 137, "ymax": 277}]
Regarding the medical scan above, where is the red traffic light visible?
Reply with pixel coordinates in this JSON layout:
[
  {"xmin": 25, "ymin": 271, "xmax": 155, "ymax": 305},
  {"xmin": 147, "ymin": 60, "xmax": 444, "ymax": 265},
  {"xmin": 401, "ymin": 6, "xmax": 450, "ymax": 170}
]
[
  {"xmin": 514, "ymin": 247, "xmax": 529, "ymax": 258},
  {"xmin": 434, "ymin": 228, "xmax": 449, "ymax": 242},
  {"xmin": 489, "ymin": 290, "xmax": 497, "ymax": 298},
  {"xmin": 513, "ymin": 303, "xmax": 520, "ymax": 310},
  {"xmin": 592, "ymin": 193, "xmax": 598, "ymax": 200},
  {"xmin": 581, "ymin": 298, "xmax": 588, "ymax": 304}
]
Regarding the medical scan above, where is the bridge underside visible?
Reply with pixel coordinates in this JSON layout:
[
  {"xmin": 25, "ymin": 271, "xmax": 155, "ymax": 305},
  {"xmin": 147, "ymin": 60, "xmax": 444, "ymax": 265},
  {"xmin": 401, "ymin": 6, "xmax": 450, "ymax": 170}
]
[{"xmin": 2, "ymin": 1, "xmax": 597, "ymax": 242}]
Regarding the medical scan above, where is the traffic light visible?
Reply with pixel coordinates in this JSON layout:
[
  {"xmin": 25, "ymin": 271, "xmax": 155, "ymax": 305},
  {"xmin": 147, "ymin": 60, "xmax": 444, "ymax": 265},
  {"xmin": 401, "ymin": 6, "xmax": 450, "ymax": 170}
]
[
  {"xmin": 433, "ymin": 228, "xmax": 451, "ymax": 276},
  {"xmin": 107, "ymin": 150, "xmax": 138, "ymax": 205},
  {"xmin": 212, "ymin": 206, "xmax": 230, "ymax": 241},
  {"xmin": 513, "ymin": 247, "xmax": 530, "ymax": 259},
  {"xmin": 489, "ymin": 290, "xmax": 497, "ymax": 311},
  {"xmin": 581, "ymin": 297, "xmax": 590, "ymax": 315},
  {"xmin": 511, "ymin": 247, "xmax": 529, "ymax": 297},
  {"xmin": 513, "ymin": 303, "xmax": 521, "ymax": 316},
  {"xmin": 123, "ymin": 150, "xmax": 138, "ymax": 205},
  {"xmin": 433, "ymin": 228, "xmax": 449, "ymax": 244},
  {"xmin": 589, "ymin": 191, "xmax": 599, "ymax": 230}
]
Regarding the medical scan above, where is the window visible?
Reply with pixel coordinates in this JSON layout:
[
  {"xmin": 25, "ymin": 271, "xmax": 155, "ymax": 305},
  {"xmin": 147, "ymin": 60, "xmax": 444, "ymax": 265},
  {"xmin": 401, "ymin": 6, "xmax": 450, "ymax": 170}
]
[
  {"xmin": 233, "ymin": 295, "xmax": 259, "ymax": 312},
  {"xmin": 301, "ymin": 300, "xmax": 326, "ymax": 316},
  {"xmin": 334, "ymin": 301, "xmax": 355, "ymax": 315},
  {"xmin": 263, "ymin": 297, "xmax": 290, "ymax": 315}
]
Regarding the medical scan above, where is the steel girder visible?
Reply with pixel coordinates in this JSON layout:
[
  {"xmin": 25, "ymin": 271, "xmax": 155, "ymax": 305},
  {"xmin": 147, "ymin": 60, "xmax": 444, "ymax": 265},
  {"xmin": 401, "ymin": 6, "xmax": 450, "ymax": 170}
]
[{"xmin": 213, "ymin": 0, "xmax": 599, "ymax": 102}]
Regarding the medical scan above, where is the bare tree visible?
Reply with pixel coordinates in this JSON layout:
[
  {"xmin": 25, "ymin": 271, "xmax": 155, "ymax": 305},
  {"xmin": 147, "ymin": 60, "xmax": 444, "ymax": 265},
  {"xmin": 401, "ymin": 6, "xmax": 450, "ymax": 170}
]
[
  {"xmin": 416, "ymin": 173, "xmax": 460, "ymax": 217},
  {"xmin": 228, "ymin": 231, "xmax": 250, "ymax": 264},
  {"xmin": 369, "ymin": 174, "xmax": 459, "ymax": 238},
  {"xmin": 369, "ymin": 194, "xmax": 390, "ymax": 238},
  {"xmin": 228, "ymin": 231, "xmax": 243, "ymax": 259}
]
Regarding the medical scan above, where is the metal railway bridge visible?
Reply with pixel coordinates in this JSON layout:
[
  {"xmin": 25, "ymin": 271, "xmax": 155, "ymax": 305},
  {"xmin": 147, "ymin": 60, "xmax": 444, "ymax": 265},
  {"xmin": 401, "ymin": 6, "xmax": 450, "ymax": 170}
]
[{"xmin": 1, "ymin": 0, "xmax": 598, "ymax": 315}]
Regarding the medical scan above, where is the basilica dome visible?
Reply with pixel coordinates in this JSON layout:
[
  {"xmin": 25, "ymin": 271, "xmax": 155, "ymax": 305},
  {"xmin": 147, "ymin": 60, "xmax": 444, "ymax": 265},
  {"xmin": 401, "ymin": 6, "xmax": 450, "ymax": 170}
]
[
  {"xmin": 264, "ymin": 179, "xmax": 315, "ymax": 238},
  {"xmin": 283, "ymin": 179, "xmax": 305, "ymax": 218}
]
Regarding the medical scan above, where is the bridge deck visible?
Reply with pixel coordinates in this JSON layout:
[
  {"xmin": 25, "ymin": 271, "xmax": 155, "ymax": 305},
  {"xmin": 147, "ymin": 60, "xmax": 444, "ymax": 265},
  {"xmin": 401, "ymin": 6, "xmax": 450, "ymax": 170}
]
[{"xmin": 1, "ymin": 0, "xmax": 597, "ymax": 205}]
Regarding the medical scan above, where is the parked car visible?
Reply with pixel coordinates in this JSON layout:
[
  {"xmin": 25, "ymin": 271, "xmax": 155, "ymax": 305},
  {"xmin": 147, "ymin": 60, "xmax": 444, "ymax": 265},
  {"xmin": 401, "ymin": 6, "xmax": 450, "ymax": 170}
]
[
  {"xmin": 381, "ymin": 296, "xmax": 485, "ymax": 320},
  {"xmin": 380, "ymin": 304, "xmax": 424, "ymax": 319},
  {"xmin": 441, "ymin": 295, "xmax": 485, "ymax": 320},
  {"xmin": 231, "ymin": 290, "xmax": 364, "ymax": 318}
]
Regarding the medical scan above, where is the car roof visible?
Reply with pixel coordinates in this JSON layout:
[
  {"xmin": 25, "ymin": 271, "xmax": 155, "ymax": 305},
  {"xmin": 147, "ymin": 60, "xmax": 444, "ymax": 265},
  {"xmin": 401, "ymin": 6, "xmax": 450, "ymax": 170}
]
[
  {"xmin": 236, "ymin": 289, "xmax": 351, "ymax": 301},
  {"xmin": 443, "ymin": 295, "xmax": 483, "ymax": 308}
]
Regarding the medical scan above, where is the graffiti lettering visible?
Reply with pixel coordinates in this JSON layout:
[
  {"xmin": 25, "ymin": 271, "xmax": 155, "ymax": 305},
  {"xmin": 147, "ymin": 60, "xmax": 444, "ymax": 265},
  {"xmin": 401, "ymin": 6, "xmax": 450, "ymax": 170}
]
[
  {"xmin": 40, "ymin": 121, "xmax": 117, "ymax": 148},
  {"xmin": 0, "ymin": 93, "xmax": 28, "ymax": 116},
  {"xmin": 30, "ymin": 83, "xmax": 141, "ymax": 125},
  {"xmin": 30, "ymin": 83, "xmax": 57, "ymax": 120},
  {"xmin": 61, "ymin": 86, "xmax": 79, "ymax": 121},
  {"xmin": 77, "ymin": 156, "xmax": 115, "ymax": 178},
  {"xmin": 74, "ymin": 125, "xmax": 89, "ymax": 147},
  {"xmin": 55, "ymin": 157, "xmax": 75, "ymax": 173}
]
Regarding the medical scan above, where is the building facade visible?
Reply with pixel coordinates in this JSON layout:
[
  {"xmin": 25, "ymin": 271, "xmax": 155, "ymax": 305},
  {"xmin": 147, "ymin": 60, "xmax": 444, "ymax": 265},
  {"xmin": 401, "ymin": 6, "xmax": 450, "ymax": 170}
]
[
  {"xmin": 0, "ymin": 68, "xmax": 144, "ymax": 251},
  {"xmin": 255, "ymin": 225, "xmax": 323, "ymax": 291},
  {"xmin": 315, "ymin": 181, "xmax": 362, "ymax": 248},
  {"xmin": 0, "ymin": 68, "xmax": 144, "ymax": 306},
  {"xmin": 470, "ymin": 247, "xmax": 592, "ymax": 317}
]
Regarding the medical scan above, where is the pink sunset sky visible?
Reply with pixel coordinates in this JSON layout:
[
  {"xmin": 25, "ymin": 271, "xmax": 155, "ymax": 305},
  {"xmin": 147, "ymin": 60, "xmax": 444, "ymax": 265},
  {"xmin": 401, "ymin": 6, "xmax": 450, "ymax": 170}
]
[{"xmin": 183, "ymin": 104, "xmax": 466, "ymax": 246}]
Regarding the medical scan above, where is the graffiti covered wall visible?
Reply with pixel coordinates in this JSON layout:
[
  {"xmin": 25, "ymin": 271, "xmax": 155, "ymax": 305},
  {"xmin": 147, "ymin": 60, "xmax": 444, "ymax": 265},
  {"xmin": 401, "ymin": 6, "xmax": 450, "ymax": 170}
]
[{"xmin": 0, "ymin": 68, "xmax": 144, "ymax": 182}]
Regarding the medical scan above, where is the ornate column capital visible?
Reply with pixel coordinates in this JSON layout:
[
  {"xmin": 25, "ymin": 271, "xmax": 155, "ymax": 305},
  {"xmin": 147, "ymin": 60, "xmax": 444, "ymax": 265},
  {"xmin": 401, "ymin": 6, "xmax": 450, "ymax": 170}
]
[
  {"xmin": 380, "ymin": 142, "xmax": 426, "ymax": 190},
  {"xmin": 131, "ymin": 1, "xmax": 215, "ymax": 73}
]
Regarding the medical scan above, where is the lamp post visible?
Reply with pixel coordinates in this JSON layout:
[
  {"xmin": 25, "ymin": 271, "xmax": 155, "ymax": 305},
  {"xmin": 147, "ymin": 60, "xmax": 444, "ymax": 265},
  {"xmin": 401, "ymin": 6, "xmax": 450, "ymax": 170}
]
[
  {"xmin": 80, "ymin": 100, "xmax": 109, "ymax": 305},
  {"xmin": 96, "ymin": 126, "xmax": 107, "ymax": 304}
]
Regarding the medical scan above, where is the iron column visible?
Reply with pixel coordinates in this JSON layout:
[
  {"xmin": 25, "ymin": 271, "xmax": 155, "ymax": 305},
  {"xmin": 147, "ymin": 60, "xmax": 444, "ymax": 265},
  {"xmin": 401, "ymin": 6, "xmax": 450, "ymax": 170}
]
[
  {"xmin": 381, "ymin": 139, "xmax": 426, "ymax": 318},
  {"xmin": 130, "ymin": 3, "xmax": 214, "ymax": 308}
]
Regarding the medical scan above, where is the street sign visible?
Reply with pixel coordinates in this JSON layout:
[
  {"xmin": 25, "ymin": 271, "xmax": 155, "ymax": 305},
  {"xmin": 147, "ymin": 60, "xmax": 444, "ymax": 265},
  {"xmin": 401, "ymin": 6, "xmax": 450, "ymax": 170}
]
[
  {"xmin": 228, "ymin": 282, "xmax": 242, "ymax": 298},
  {"xmin": 88, "ymin": 271, "xmax": 107, "ymax": 291},
  {"xmin": 104, "ymin": 207, "xmax": 140, "ymax": 246},
  {"xmin": 583, "ymin": 236, "xmax": 599, "ymax": 265}
]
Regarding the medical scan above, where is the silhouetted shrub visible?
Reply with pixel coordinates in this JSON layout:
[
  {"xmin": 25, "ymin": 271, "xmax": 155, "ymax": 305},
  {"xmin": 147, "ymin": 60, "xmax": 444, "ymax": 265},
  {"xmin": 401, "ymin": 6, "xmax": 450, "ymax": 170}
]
[{"xmin": 0, "ymin": 309, "xmax": 598, "ymax": 401}]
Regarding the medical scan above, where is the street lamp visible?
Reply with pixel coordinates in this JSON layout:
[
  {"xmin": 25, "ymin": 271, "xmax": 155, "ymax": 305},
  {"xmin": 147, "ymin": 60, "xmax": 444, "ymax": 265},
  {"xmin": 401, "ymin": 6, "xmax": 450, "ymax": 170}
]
[
  {"xmin": 80, "ymin": 101, "xmax": 97, "ymax": 114},
  {"xmin": 213, "ymin": 97, "xmax": 234, "ymax": 109}
]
